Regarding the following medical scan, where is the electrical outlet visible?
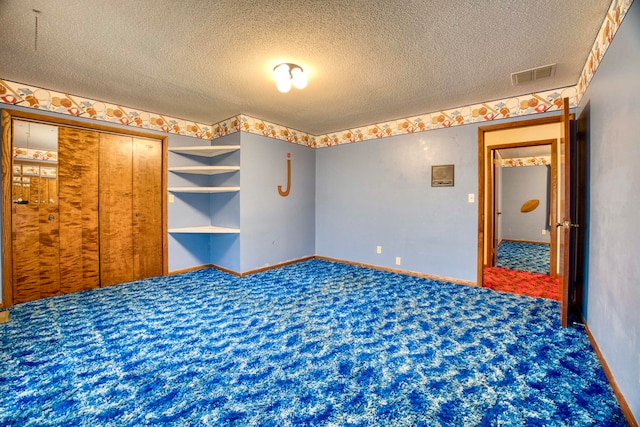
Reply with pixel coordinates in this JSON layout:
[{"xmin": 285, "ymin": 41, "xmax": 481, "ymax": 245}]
[
  {"xmin": 376, "ymin": 246, "xmax": 382, "ymax": 254},
  {"xmin": 169, "ymin": 194, "xmax": 175, "ymax": 203},
  {"xmin": 541, "ymin": 229, "xmax": 547, "ymax": 235},
  {"xmin": 395, "ymin": 257, "xmax": 401, "ymax": 265},
  {"xmin": 468, "ymin": 193, "xmax": 475, "ymax": 203}
]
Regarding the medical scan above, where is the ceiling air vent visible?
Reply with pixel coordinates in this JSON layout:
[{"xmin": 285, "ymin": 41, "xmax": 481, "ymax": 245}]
[{"xmin": 511, "ymin": 64, "xmax": 557, "ymax": 86}]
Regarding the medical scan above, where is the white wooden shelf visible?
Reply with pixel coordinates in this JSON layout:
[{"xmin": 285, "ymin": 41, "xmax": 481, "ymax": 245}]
[
  {"xmin": 168, "ymin": 186, "xmax": 240, "ymax": 193},
  {"xmin": 168, "ymin": 166, "xmax": 240, "ymax": 175},
  {"xmin": 168, "ymin": 145, "xmax": 241, "ymax": 240},
  {"xmin": 168, "ymin": 146, "xmax": 240, "ymax": 157},
  {"xmin": 168, "ymin": 225, "xmax": 240, "ymax": 234}
]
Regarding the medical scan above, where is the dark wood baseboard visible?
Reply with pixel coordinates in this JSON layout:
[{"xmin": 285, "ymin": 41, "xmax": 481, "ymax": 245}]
[
  {"xmin": 239, "ymin": 256, "xmax": 315, "ymax": 276},
  {"xmin": 169, "ymin": 256, "xmax": 476, "ymax": 287},
  {"xmin": 211, "ymin": 264, "xmax": 243, "ymax": 277},
  {"xmin": 316, "ymin": 256, "xmax": 477, "ymax": 286},
  {"xmin": 168, "ymin": 264, "xmax": 217, "ymax": 275},
  {"xmin": 168, "ymin": 257, "xmax": 317, "ymax": 278},
  {"xmin": 169, "ymin": 263, "xmax": 243, "ymax": 277},
  {"xmin": 583, "ymin": 321, "xmax": 638, "ymax": 427}
]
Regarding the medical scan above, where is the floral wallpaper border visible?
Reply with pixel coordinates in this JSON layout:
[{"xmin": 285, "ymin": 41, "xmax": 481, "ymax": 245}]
[
  {"xmin": 0, "ymin": 79, "xmax": 214, "ymax": 140},
  {"xmin": 0, "ymin": 0, "xmax": 632, "ymax": 148},
  {"xmin": 576, "ymin": 0, "xmax": 633, "ymax": 103},
  {"xmin": 500, "ymin": 157, "xmax": 551, "ymax": 168},
  {"xmin": 0, "ymin": 78, "xmax": 578, "ymax": 148},
  {"xmin": 312, "ymin": 87, "xmax": 577, "ymax": 148},
  {"xmin": 237, "ymin": 115, "xmax": 316, "ymax": 147}
]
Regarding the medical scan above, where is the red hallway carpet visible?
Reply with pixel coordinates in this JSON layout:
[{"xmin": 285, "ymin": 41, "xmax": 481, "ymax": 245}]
[{"xmin": 484, "ymin": 267, "xmax": 561, "ymax": 301}]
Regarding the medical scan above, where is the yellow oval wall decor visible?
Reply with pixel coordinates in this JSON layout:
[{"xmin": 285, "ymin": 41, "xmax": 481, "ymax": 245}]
[{"xmin": 521, "ymin": 199, "xmax": 540, "ymax": 213}]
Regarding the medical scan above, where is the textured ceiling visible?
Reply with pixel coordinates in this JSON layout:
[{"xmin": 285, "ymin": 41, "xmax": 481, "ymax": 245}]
[{"xmin": 0, "ymin": 0, "xmax": 611, "ymax": 135}]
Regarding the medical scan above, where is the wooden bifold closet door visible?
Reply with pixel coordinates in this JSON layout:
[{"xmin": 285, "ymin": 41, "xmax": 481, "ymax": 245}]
[
  {"xmin": 131, "ymin": 137, "xmax": 164, "ymax": 281},
  {"xmin": 11, "ymin": 127, "xmax": 99, "ymax": 303},
  {"xmin": 9, "ymin": 119, "xmax": 164, "ymax": 305},
  {"xmin": 58, "ymin": 127, "xmax": 100, "ymax": 294},
  {"xmin": 99, "ymin": 134, "xmax": 163, "ymax": 287}
]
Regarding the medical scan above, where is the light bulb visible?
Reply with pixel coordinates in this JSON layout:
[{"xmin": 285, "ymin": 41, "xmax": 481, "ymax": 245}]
[
  {"xmin": 276, "ymin": 78, "xmax": 292, "ymax": 93},
  {"xmin": 274, "ymin": 63, "xmax": 292, "ymax": 92},
  {"xmin": 291, "ymin": 67, "xmax": 308, "ymax": 90},
  {"xmin": 273, "ymin": 63, "xmax": 290, "ymax": 79}
]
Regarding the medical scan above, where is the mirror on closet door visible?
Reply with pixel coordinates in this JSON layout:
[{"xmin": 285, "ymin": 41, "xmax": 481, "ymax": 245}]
[{"xmin": 12, "ymin": 120, "xmax": 59, "ymax": 205}]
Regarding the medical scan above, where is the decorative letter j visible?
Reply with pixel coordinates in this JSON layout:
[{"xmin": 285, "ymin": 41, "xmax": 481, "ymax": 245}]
[{"xmin": 278, "ymin": 153, "xmax": 291, "ymax": 197}]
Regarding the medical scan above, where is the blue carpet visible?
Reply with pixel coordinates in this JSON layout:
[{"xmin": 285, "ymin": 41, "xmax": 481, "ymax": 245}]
[
  {"xmin": 496, "ymin": 241, "xmax": 550, "ymax": 274},
  {"xmin": 0, "ymin": 259, "xmax": 625, "ymax": 426}
]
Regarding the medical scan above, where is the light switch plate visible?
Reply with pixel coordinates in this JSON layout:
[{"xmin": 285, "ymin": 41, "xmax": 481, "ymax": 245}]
[{"xmin": 468, "ymin": 193, "xmax": 475, "ymax": 203}]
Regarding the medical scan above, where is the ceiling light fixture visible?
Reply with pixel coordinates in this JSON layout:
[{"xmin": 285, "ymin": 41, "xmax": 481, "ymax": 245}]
[{"xmin": 273, "ymin": 63, "xmax": 308, "ymax": 93}]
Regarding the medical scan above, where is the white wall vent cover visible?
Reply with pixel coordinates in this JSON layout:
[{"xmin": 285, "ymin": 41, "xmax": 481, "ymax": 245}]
[{"xmin": 511, "ymin": 64, "xmax": 557, "ymax": 86}]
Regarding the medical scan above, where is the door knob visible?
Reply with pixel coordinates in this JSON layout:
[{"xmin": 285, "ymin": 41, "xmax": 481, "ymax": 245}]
[
  {"xmin": 135, "ymin": 212, "xmax": 141, "ymax": 218},
  {"xmin": 556, "ymin": 221, "xmax": 578, "ymax": 229},
  {"xmin": 48, "ymin": 214, "xmax": 55, "ymax": 221}
]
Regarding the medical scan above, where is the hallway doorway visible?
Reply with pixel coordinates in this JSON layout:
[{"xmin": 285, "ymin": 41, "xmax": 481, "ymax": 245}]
[{"xmin": 478, "ymin": 102, "xmax": 573, "ymax": 326}]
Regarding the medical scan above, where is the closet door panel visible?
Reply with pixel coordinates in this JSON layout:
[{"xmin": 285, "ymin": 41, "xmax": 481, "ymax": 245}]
[
  {"xmin": 12, "ymin": 204, "xmax": 60, "ymax": 303},
  {"xmin": 132, "ymin": 137, "xmax": 163, "ymax": 280},
  {"xmin": 12, "ymin": 206, "xmax": 40, "ymax": 303},
  {"xmin": 58, "ymin": 127, "xmax": 100, "ymax": 294},
  {"xmin": 37, "ymin": 205, "xmax": 61, "ymax": 299},
  {"xmin": 11, "ymin": 204, "xmax": 60, "ymax": 303},
  {"xmin": 99, "ymin": 133, "xmax": 134, "ymax": 287}
]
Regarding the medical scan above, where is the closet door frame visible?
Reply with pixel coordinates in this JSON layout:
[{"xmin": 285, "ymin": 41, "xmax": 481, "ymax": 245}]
[{"xmin": 1, "ymin": 109, "xmax": 168, "ymax": 308}]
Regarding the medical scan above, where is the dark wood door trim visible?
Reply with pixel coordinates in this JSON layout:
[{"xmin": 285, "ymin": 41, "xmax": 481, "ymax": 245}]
[
  {"xmin": 1, "ymin": 110, "xmax": 14, "ymax": 307},
  {"xmin": 478, "ymin": 114, "xmax": 571, "ymax": 288}
]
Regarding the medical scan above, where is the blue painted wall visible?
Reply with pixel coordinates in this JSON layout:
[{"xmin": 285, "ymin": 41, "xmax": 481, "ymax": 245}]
[
  {"xmin": 500, "ymin": 165, "xmax": 550, "ymax": 243},
  {"xmin": 208, "ymin": 133, "xmax": 241, "ymax": 272},
  {"xmin": 240, "ymin": 133, "xmax": 315, "ymax": 272},
  {"xmin": 315, "ymin": 128, "xmax": 479, "ymax": 282},
  {"xmin": 576, "ymin": 2, "xmax": 640, "ymax": 420}
]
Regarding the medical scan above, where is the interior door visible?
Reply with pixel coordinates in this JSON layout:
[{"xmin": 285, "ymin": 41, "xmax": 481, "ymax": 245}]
[
  {"xmin": 558, "ymin": 98, "xmax": 572, "ymax": 327},
  {"xmin": 132, "ymin": 137, "xmax": 163, "ymax": 280},
  {"xmin": 571, "ymin": 103, "xmax": 590, "ymax": 315},
  {"xmin": 58, "ymin": 127, "xmax": 100, "ymax": 294},
  {"xmin": 99, "ymin": 133, "xmax": 134, "ymax": 287}
]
